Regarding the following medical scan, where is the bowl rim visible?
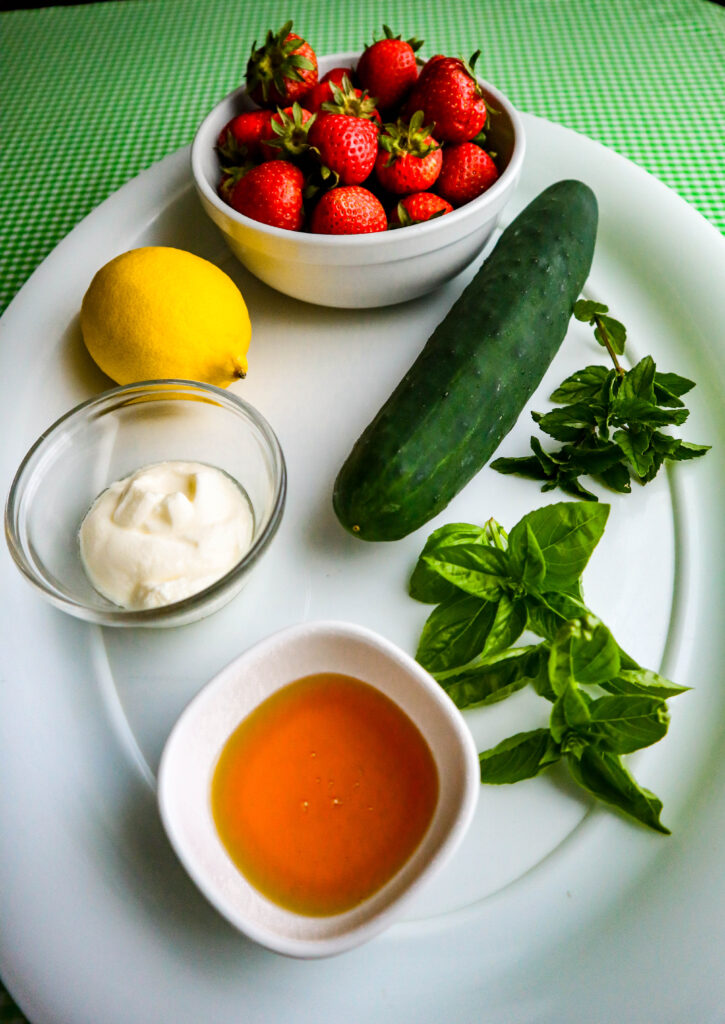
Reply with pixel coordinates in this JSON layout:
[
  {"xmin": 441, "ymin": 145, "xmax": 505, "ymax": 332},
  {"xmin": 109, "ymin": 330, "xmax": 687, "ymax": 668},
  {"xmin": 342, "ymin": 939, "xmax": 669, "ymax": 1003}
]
[
  {"xmin": 157, "ymin": 618, "xmax": 481, "ymax": 958},
  {"xmin": 4, "ymin": 378, "xmax": 287, "ymax": 626},
  {"xmin": 191, "ymin": 50, "xmax": 526, "ymax": 248}
]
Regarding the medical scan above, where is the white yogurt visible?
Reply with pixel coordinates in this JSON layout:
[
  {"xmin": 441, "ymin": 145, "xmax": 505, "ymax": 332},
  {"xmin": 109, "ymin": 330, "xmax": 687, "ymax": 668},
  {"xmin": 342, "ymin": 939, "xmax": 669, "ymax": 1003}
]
[{"xmin": 79, "ymin": 461, "xmax": 254, "ymax": 610}]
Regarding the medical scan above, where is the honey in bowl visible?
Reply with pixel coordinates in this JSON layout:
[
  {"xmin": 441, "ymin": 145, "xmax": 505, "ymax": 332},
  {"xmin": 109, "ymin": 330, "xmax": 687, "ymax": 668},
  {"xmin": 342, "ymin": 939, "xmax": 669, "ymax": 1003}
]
[{"xmin": 211, "ymin": 672, "xmax": 439, "ymax": 917}]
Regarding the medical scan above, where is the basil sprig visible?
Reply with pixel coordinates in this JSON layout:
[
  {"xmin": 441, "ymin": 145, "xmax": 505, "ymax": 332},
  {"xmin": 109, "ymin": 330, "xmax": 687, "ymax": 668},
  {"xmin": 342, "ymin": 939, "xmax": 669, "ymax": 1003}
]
[
  {"xmin": 491, "ymin": 300, "xmax": 710, "ymax": 499},
  {"xmin": 411, "ymin": 501, "xmax": 688, "ymax": 833}
]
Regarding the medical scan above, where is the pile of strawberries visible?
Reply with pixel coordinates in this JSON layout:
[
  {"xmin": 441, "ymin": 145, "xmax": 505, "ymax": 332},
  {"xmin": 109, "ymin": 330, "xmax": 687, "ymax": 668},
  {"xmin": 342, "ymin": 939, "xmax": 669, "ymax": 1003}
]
[{"xmin": 216, "ymin": 22, "xmax": 500, "ymax": 235}]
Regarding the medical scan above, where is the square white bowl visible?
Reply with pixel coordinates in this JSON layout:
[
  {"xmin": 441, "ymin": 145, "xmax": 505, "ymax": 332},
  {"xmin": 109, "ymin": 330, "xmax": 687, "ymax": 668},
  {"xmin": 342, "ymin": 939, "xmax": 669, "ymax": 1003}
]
[{"xmin": 157, "ymin": 619, "xmax": 479, "ymax": 958}]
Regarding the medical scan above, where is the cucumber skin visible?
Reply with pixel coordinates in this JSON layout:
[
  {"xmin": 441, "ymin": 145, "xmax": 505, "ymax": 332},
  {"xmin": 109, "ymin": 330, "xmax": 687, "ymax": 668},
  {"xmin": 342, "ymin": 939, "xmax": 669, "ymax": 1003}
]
[{"xmin": 333, "ymin": 179, "xmax": 599, "ymax": 542}]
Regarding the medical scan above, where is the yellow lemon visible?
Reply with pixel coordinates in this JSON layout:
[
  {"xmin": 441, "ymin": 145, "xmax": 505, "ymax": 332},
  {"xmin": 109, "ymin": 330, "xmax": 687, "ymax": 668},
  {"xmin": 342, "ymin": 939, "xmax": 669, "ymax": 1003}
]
[{"xmin": 80, "ymin": 247, "xmax": 251, "ymax": 387}]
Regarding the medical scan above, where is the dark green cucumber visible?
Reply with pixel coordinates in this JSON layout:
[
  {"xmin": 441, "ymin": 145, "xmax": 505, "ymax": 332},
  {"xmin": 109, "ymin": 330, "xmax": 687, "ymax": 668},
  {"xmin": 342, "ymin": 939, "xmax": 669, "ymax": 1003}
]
[{"xmin": 333, "ymin": 179, "xmax": 598, "ymax": 541}]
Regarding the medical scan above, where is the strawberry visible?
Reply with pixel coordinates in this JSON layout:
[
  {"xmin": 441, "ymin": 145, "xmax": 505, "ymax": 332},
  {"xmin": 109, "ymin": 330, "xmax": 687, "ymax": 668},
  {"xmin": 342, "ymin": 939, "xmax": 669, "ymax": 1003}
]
[
  {"xmin": 310, "ymin": 186, "xmax": 387, "ymax": 234},
  {"xmin": 405, "ymin": 54, "xmax": 487, "ymax": 143},
  {"xmin": 219, "ymin": 163, "xmax": 251, "ymax": 204},
  {"xmin": 217, "ymin": 110, "xmax": 273, "ymax": 162},
  {"xmin": 303, "ymin": 80, "xmax": 336, "ymax": 115},
  {"xmin": 246, "ymin": 21, "xmax": 318, "ymax": 107},
  {"xmin": 374, "ymin": 111, "xmax": 441, "ymax": 195},
  {"xmin": 321, "ymin": 66, "xmax": 355, "ymax": 86},
  {"xmin": 356, "ymin": 25, "xmax": 423, "ymax": 111},
  {"xmin": 389, "ymin": 191, "xmax": 453, "ymax": 227},
  {"xmin": 259, "ymin": 103, "xmax": 315, "ymax": 160},
  {"xmin": 321, "ymin": 76, "xmax": 382, "ymax": 124},
  {"xmin": 308, "ymin": 114, "xmax": 379, "ymax": 186},
  {"xmin": 435, "ymin": 142, "xmax": 499, "ymax": 206},
  {"xmin": 228, "ymin": 160, "xmax": 305, "ymax": 230}
]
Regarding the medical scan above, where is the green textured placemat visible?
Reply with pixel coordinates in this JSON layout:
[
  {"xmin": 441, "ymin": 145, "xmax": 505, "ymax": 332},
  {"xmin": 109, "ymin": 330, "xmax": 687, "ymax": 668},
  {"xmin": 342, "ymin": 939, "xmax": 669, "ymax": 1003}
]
[
  {"xmin": 0, "ymin": 1, "xmax": 723, "ymax": 1020},
  {"xmin": 1, "ymin": 0, "xmax": 724, "ymax": 319}
]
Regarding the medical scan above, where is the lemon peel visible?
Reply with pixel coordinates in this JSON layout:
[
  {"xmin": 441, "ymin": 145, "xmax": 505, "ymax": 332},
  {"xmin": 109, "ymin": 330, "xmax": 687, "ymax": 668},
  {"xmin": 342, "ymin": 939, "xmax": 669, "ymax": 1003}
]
[{"xmin": 80, "ymin": 247, "xmax": 251, "ymax": 387}]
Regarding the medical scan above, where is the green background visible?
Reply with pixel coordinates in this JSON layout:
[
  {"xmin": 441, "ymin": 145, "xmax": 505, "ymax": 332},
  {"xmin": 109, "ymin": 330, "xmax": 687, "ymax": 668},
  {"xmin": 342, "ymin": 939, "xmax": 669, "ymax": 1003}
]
[
  {"xmin": 1, "ymin": 0, "xmax": 723, "ymax": 1018},
  {"xmin": 1, "ymin": 0, "xmax": 724, "ymax": 317}
]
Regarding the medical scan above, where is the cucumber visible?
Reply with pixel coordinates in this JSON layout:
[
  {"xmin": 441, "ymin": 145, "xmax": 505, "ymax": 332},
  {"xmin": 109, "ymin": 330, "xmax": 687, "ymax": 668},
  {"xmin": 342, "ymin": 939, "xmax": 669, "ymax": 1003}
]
[{"xmin": 333, "ymin": 179, "xmax": 598, "ymax": 541}]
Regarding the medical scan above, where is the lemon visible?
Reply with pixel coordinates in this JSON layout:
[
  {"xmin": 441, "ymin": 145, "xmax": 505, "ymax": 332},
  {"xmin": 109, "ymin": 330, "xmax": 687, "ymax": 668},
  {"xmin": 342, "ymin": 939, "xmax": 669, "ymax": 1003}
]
[{"xmin": 80, "ymin": 247, "xmax": 251, "ymax": 387}]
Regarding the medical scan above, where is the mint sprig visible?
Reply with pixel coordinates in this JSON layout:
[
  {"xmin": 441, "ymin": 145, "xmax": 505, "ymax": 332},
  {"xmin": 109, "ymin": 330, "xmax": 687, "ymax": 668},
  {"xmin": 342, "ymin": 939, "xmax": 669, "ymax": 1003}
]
[
  {"xmin": 491, "ymin": 300, "xmax": 710, "ymax": 499},
  {"xmin": 411, "ymin": 502, "xmax": 689, "ymax": 833}
]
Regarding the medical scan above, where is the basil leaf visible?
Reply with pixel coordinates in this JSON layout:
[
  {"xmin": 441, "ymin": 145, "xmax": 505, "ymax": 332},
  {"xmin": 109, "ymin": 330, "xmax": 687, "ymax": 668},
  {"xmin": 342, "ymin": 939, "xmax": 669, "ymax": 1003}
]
[
  {"xmin": 416, "ymin": 594, "xmax": 497, "ymax": 674},
  {"xmin": 479, "ymin": 729, "xmax": 559, "ymax": 784},
  {"xmin": 515, "ymin": 502, "xmax": 609, "ymax": 592},
  {"xmin": 587, "ymin": 694, "xmax": 669, "ymax": 753},
  {"xmin": 550, "ymin": 681, "xmax": 591, "ymax": 744},
  {"xmin": 601, "ymin": 667, "xmax": 690, "ymax": 698},
  {"xmin": 409, "ymin": 522, "xmax": 487, "ymax": 603},
  {"xmin": 569, "ymin": 616, "xmax": 621, "ymax": 685},
  {"xmin": 421, "ymin": 543, "xmax": 510, "ymax": 602},
  {"xmin": 566, "ymin": 747, "xmax": 670, "ymax": 834},
  {"xmin": 525, "ymin": 590, "xmax": 589, "ymax": 641},
  {"xmin": 548, "ymin": 631, "xmax": 575, "ymax": 697},
  {"xmin": 441, "ymin": 646, "xmax": 544, "ymax": 710},
  {"xmin": 485, "ymin": 594, "xmax": 527, "ymax": 654},
  {"xmin": 547, "ymin": 616, "xmax": 620, "ymax": 697},
  {"xmin": 483, "ymin": 518, "xmax": 509, "ymax": 550},
  {"xmin": 508, "ymin": 521, "xmax": 546, "ymax": 591}
]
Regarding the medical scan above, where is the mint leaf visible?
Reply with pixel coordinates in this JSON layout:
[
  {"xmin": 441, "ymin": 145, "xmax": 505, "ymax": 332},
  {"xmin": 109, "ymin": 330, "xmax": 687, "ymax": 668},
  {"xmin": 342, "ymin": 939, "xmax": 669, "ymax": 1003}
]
[
  {"xmin": 594, "ymin": 314, "xmax": 627, "ymax": 355},
  {"xmin": 533, "ymin": 404, "xmax": 598, "ymax": 442},
  {"xmin": 550, "ymin": 365, "xmax": 613, "ymax": 405},
  {"xmin": 490, "ymin": 453, "xmax": 551, "ymax": 481},
  {"xmin": 492, "ymin": 300, "xmax": 709, "ymax": 497},
  {"xmin": 610, "ymin": 395, "xmax": 689, "ymax": 429},
  {"xmin": 597, "ymin": 460, "xmax": 632, "ymax": 493},
  {"xmin": 573, "ymin": 299, "xmax": 608, "ymax": 322},
  {"xmin": 654, "ymin": 370, "xmax": 695, "ymax": 403},
  {"xmin": 668, "ymin": 440, "xmax": 711, "ymax": 461},
  {"xmin": 479, "ymin": 729, "xmax": 559, "ymax": 784}
]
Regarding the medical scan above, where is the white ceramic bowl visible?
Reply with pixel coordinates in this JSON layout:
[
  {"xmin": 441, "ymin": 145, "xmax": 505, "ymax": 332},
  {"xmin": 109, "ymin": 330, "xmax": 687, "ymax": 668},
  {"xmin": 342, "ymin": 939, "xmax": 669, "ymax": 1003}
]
[
  {"xmin": 157, "ymin": 620, "xmax": 480, "ymax": 958},
  {"xmin": 4, "ymin": 380, "xmax": 286, "ymax": 628},
  {"xmin": 191, "ymin": 52, "xmax": 525, "ymax": 308}
]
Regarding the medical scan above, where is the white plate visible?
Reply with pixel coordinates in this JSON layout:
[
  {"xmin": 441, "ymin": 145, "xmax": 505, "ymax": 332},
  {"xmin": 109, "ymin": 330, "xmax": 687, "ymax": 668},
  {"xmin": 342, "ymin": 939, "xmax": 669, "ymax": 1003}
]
[{"xmin": 1, "ymin": 115, "xmax": 724, "ymax": 1023}]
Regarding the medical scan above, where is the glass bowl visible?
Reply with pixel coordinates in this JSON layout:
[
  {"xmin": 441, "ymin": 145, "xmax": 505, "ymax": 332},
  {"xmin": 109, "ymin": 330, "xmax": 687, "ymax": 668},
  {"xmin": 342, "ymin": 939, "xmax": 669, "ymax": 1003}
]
[{"xmin": 4, "ymin": 380, "xmax": 286, "ymax": 628}]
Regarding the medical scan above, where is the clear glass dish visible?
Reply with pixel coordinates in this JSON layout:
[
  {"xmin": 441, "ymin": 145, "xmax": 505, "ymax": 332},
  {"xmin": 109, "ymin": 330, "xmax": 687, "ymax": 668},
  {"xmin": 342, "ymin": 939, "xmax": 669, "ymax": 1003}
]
[{"xmin": 4, "ymin": 380, "xmax": 286, "ymax": 627}]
